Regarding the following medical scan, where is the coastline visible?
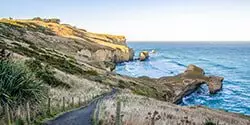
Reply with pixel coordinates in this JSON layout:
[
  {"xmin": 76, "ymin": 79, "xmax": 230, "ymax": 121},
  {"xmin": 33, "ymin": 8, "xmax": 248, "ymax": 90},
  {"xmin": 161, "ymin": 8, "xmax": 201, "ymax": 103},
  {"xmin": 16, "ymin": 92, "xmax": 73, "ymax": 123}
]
[{"xmin": 1, "ymin": 18, "xmax": 249, "ymax": 124}]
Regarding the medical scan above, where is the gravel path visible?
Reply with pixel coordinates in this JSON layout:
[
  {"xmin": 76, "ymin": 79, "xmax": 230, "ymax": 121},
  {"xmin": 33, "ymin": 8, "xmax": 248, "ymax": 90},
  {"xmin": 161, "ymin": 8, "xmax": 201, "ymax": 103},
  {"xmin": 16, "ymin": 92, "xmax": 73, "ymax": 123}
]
[{"xmin": 44, "ymin": 89, "xmax": 116, "ymax": 125}]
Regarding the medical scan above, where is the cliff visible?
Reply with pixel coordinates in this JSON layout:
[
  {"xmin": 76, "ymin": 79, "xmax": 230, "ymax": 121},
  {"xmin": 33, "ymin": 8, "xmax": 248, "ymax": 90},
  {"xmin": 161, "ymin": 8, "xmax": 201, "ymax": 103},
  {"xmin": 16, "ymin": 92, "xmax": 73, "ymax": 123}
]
[{"xmin": 0, "ymin": 18, "xmax": 134, "ymax": 65}]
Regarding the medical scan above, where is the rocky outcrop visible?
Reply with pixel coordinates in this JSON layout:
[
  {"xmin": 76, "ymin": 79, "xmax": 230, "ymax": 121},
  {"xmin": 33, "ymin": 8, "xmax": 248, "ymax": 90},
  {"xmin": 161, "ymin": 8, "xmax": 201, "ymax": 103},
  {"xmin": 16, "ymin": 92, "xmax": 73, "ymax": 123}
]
[
  {"xmin": 151, "ymin": 49, "xmax": 156, "ymax": 54},
  {"xmin": 160, "ymin": 64, "xmax": 223, "ymax": 103},
  {"xmin": 90, "ymin": 61, "xmax": 116, "ymax": 71},
  {"xmin": 109, "ymin": 64, "xmax": 223, "ymax": 104},
  {"xmin": 208, "ymin": 76, "xmax": 224, "ymax": 94},
  {"xmin": 183, "ymin": 64, "xmax": 223, "ymax": 94},
  {"xmin": 139, "ymin": 51, "xmax": 149, "ymax": 61},
  {"xmin": 184, "ymin": 64, "xmax": 205, "ymax": 75}
]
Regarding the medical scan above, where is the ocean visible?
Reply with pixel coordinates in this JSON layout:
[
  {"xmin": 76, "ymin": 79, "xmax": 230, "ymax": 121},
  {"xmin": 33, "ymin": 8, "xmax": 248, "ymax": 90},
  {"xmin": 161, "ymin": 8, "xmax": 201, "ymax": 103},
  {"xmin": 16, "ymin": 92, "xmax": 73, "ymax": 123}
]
[{"xmin": 116, "ymin": 42, "xmax": 250, "ymax": 115}]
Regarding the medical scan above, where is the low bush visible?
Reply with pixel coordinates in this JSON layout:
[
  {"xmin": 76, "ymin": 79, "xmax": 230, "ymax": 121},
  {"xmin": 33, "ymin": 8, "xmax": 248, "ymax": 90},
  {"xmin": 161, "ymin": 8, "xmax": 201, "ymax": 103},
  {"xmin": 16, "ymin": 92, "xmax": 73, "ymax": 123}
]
[{"xmin": 32, "ymin": 17, "xmax": 61, "ymax": 24}]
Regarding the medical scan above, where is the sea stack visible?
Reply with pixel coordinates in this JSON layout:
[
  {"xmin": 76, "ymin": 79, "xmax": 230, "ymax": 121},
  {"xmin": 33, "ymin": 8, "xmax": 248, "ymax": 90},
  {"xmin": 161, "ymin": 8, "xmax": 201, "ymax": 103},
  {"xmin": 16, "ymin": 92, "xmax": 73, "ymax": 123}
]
[{"xmin": 139, "ymin": 51, "xmax": 149, "ymax": 61}]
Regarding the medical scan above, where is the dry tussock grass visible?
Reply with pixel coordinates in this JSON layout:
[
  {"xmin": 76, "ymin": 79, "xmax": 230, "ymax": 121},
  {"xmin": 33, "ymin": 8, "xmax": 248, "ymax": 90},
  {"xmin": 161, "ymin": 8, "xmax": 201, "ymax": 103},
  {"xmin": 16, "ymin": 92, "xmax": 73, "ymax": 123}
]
[
  {"xmin": 97, "ymin": 90, "xmax": 250, "ymax": 125},
  {"xmin": 49, "ymin": 69, "xmax": 110, "ymax": 107}
]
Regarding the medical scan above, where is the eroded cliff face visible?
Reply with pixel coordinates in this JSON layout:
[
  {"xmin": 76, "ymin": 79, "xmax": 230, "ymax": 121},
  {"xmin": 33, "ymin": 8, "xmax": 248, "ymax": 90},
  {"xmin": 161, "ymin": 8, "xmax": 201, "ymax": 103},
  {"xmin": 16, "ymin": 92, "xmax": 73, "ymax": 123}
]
[{"xmin": 0, "ymin": 18, "xmax": 134, "ymax": 65}]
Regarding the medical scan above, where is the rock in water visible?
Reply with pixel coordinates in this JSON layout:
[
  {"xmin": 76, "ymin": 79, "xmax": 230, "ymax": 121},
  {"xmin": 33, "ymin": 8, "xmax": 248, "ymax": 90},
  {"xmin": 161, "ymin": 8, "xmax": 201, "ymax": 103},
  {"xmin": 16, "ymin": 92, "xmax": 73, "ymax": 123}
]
[
  {"xmin": 168, "ymin": 64, "xmax": 224, "ymax": 103},
  {"xmin": 139, "ymin": 51, "xmax": 149, "ymax": 61},
  {"xmin": 208, "ymin": 76, "xmax": 224, "ymax": 94},
  {"xmin": 151, "ymin": 50, "xmax": 156, "ymax": 54},
  {"xmin": 183, "ymin": 64, "xmax": 223, "ymax": 94}
]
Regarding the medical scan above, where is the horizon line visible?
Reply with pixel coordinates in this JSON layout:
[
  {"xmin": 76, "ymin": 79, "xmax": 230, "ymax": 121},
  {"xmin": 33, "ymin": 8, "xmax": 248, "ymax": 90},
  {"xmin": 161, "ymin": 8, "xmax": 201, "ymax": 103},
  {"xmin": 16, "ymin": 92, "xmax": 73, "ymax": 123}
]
[{"xmin": 127, "ymin": 41, "xmax": 250, "ymax": 43}]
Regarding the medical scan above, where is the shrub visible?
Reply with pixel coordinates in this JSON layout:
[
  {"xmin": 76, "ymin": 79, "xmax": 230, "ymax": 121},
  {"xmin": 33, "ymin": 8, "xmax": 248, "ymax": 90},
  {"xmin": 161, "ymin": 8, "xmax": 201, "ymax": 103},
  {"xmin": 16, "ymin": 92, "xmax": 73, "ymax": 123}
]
[
  {"xmin": 0, "ymin": 60, "xmax": 47, "ymax": 107},
  {"xmin": 32, "ymin": 17, "xmax": 43, "ymax": 21},
  {"xmin": 44, "ymin": 18, "xmax": 61, "ymax": 24},
  {"xmin": 85, "ymin": 70, "xmax": 98, "ymax": 76},
  {"xmin": 204, "ymin": 118, "xmax": 216, "ymax": 125},
  {"xmin": 32, "ymin": 17, "xmax": 61, "ymax": 24}
]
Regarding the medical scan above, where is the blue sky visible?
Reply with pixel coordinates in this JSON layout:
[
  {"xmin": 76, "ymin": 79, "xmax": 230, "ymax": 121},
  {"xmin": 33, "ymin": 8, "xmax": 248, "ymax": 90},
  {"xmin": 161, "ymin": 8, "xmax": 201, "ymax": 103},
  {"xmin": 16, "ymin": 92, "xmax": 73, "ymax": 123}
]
[{"xmin": 1, "ymin": 0, "xmax": 250, "ymax": 41}]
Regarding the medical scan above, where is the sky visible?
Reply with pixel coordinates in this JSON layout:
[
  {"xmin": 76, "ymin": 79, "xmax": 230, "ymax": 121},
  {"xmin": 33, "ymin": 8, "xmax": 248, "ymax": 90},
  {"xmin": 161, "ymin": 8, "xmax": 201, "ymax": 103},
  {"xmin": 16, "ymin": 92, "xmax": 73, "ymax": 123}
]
[{"xmin": 1, "ymin": 0, "xmax": 250, "ymax": 41}]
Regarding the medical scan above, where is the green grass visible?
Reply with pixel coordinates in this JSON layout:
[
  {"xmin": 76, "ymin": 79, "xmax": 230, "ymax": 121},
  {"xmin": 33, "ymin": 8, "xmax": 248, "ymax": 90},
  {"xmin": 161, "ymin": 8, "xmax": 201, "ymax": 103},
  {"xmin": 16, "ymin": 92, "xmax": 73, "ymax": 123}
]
[
  {"xmin": 117, "ymin": 80, "xmax": 128, "ymax": 89},
  {"xmin": 0, "ymin": 60, "xmax": 47, "ymax": 107},
  {"xmin": 2, "ymin": 43, "xmax": 95, "ymax": 76},
  {"xmin": 25, "ymin": 59, "xmax": 72, "ymax": 89},
  {"xmin": 85, "ymin": 70, "xmax": 98, "ymax": 76},
  {"xmin": 204, "ymin": 121, "xmax": 216, "ymax": 125}
]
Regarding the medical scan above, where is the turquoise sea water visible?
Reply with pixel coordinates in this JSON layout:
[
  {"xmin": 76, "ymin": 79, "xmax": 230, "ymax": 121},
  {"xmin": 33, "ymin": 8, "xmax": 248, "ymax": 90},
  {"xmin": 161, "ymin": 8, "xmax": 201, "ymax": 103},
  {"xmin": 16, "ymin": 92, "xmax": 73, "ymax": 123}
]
[{"xmin": 116, "ymin": 42, "xmax": 250, "ymax": 115}]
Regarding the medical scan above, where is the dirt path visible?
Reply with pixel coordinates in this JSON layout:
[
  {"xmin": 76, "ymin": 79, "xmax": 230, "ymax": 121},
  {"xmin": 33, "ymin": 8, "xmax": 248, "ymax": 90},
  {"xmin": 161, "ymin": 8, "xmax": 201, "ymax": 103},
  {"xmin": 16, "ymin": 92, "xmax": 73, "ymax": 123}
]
[{"xmin": 44, "ymin": 89, "xmax": 116, "ymax": 125}]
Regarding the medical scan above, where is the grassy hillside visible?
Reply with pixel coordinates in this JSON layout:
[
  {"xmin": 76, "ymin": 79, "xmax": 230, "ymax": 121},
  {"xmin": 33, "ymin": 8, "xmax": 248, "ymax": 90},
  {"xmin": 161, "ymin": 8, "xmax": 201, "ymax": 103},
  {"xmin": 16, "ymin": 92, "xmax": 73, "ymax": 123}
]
[{"xmin": 0, "ymin": 18, "xmax": 126, "ymax": 124}]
